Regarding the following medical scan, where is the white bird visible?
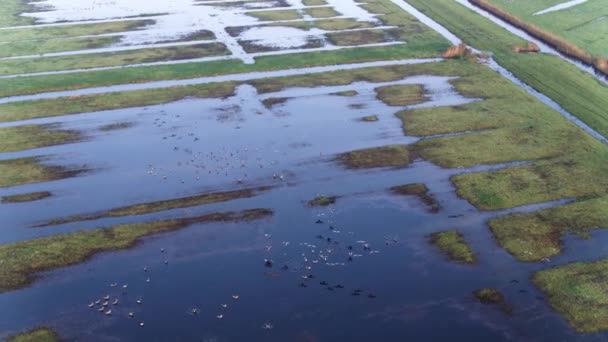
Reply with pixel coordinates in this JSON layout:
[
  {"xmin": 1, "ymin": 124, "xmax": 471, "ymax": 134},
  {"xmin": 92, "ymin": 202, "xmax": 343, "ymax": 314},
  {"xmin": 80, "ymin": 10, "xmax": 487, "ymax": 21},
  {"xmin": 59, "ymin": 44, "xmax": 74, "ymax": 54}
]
[
  {"xmin": 216, "ymin": 314, "xmax": 224, "ymax": 319},
  {"xmin": 136, "ymin": 299, "xmax": 143, "ymax": 304},
  {"xmin": 139, "ymin": 322, "xmax": 145, "ymax": 327},
  {"xmin": 88, "ymin": 302, "xmax": 95, "ymax": 308},
  {"xmin": 129, "ymin": 312, "xmax": 135, "ymax": 318},
  {"xmin": 103, "ymin": 295, "xmax": 110, "ymax": 300},
  {"xmin": 262, "ymin": 323, "xmax": 274, "ymax": 330},
  {"xmin": 112, "ymin": 299, "xmax": 119, "ymax": 305},
  {"xmin": 232, "ymin": 295, "xmax": 239, "ymax": 300},
  {"xmin": 220, "ymin": 304, "xmax": 228, "ymax": 308},
  {"xmin": 105, "ymin": 309, "xmax": 112, "ymax": 316}
]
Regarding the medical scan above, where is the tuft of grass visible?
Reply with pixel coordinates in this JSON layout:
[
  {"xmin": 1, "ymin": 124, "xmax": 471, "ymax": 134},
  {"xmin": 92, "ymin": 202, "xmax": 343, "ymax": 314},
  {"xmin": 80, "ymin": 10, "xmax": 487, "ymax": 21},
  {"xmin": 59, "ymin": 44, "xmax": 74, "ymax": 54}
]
[
  {"xmin": 489, "ymin": 196, "xmax": 608, "ymax": 262},
  {"xmin": 262, "ymin": 97, "xmax": 289, "ymax": 109},
  {"xmin": 5, "ymin": 327, "xmax": 61, "ymax": 342},
  {"xmin": 0, "ymin": 0, "xmax": 35, "ymax": 27},
  {"xmin": 0, "ymin": 157, "xmax": 86, "ymax": 188},
  {"xmin": 304, "ymin": 7, "xmax": 341, "ymax": 19},
  {"xmin": 0, "ymin": 208, "xmax": 273, "ymax": 293},
  {"xmin": 390, "ymin": 183, "xmax": 440, "ymax": 213},
  {"xmin": 337, "ymin": 145, "xmax": 411, "ymax": 169},
  {"xmin": 375, "ymin": 84, "xmax": 426, "ymax": 107},
  {"xmin": 247, "ymin": 9, "xmax": 302, "ymax": 21},
  {"xmin": 430, "ymin": 230, "xmax": 476, "ymax": 264},
  {"xmin": 307, "ymin": 195, "xmax": 337, "ymax": 207},
  {"xmin": 533, "ymin": 259, "xmax": 608, "ymax": 332},
  {"xmin": 359, "ymin": 115, "xmax": 379, "ymax": 122},
  {"xmin": 36, "ymin": 186, "xmax": 272, "ymax": 227},
  {"xmin": 332, "ymin": 90, "xmax": 358, "ymax": 97},
  {"xmin": 2, "ymin": 192, "xmax": 52, "ymax": 204},
  {"xmin": 0, "ymin": 124, "xmax": 81, "ymax": 153},
  {"xmin": 98, "ymin": 122, "xmax": 135, "ymax": 132},
  {"xmin": 473, "ymin": 288, "xmax": 512, "ymax": 314}
]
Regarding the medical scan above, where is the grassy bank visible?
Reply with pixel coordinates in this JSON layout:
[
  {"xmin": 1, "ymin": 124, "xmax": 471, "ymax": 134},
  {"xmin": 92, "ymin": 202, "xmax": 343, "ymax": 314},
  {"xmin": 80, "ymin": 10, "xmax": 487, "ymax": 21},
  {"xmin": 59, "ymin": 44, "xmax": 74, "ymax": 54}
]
[
  {"xmin": 0, "ymin": 0, "xmax": 34, "ymax": 27},
  {"xmin": 375, "ymin": 84, "xmax": 426, "ymax": 107},
  {"xmin": 0, "ymin": 208, "xmax": 272, "ymax": 292},
  {"xmin": 0, "ymin": 82, "xmax": 236, "ymax": 123},
  {"xmin": 0, "ymin": 124, "xmax": 80, "ymax": 152},
  {"xmin": 5, "ymin": 327, "xmax": 61, "ymax": 342},
  {"xmin": 37, "ymin": 186, "xmax": 272, "ymax": 227},
  {"xmin": 0, "ymin": 43, "xmax": 230, "ymax": 76},
  {"xmin": 0, "ymin": 157, "xmax": 85, "ymax": 188},
  {"xmin": 0, "ymin": 19, "xmax": 155, "ymax": 42},
  {"xmin": 489, "ymin": 196, "xmax": 608, "ymax": 262},
  {"xmin": 533, "ymin": 259, "xmax": 608, "ymax": 332}
]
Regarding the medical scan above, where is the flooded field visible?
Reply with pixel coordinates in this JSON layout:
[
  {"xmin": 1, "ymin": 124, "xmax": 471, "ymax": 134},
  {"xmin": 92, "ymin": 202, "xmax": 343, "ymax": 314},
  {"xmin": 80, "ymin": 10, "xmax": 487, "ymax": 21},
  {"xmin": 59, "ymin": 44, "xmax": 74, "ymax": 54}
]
[{"xmin": 2, "ymin": 0, "xmax": 608, "ymax": 341}]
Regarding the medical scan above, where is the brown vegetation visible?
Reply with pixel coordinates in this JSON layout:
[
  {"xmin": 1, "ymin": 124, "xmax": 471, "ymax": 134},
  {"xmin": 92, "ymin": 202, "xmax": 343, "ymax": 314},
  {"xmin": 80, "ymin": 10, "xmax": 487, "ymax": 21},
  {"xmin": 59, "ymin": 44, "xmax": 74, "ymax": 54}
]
[
  {"xmin": 514, "ymin": 42, "xmax": 540, "ymax": 53},
  {"xmin": 442, "ymin": 43, "xmax": 473, "ymax": 59},
  {"xmin": 470, "ymin": 0, "xmax": 608, "ymax": 76}
]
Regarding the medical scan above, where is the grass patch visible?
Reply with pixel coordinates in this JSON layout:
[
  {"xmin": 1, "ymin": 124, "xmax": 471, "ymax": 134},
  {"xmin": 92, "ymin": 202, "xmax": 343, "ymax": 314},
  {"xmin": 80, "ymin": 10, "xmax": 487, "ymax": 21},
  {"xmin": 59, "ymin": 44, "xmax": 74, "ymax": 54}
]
[
  {"xmin": 302, "ymin": 0, "xmax": 327, "ymax": 6},
  {"xmin": 247, "ymin": 9, "xmax": 302, "ymax": 21},
  {"xmin": 333, "ymin": 90, "xmax": 358, "ymax": 97},
  {"xmin": 326, "ymin": 29, "xmax": 390, "ymax": 46},
  {"xmin": 36, "ymin": 186, "xmax": 271, "ymax": 227},
  {"xmin": 359, "ymin": 115, "xmax": 379, "ymax": 122},
  {"xmin": 473, "ymin": 288, "xmax": 512, "ymax": 314},
  {"xmin": 0, "ymin": 124, "xmax": 81, "ymax": 152},
  {"xmin": 0, "ymin": 36, "xmax": 121, "ymax": 58},
  {"xmin": 307, "ymin": 195, "xmax": 337, "ymax": 207},
  {"xmin": 0, "ymin": 19, "xmax": 155, "ymax": 43},
  {"xmin": 0, "ymin": 0, "xmax": 35, "ymax": 27},
  {"xmin": 0, "ymin": 43, "xmax": 230, "ymax": 76},
  {"xmin": 375, "ymin": 84, "xmax": 426, "ymax": 107},
  {"xmin": 337, "ymin": 145, "xmax": 411, "ymax": 169},
  {"xmin": 0, "ymin": 208, "xmax": 272, "ymax": 293},
  {"xmin": 304, "ymin": 7, "xmax": 340, "ymax": 19},
  {"xmin": 430, "ymin": 230, "xmax": 476, "ymax": 264},
  {"xmin": 390, "ymin": 183, "xmax": 440, "ymax": 213},
  {"xmin": 0, "ymin": 82, "xmax": 237, "ymax": 123},
  {"xmin": 5, "ymin": 327, "xmax": 61, "ymax": 342},
  {"xmin": 533, "ymin": 259, "xmax": 608, "ymax": 332},
  {"xmin": 0, "ymin": 157, "xmax": 85, "ymax": 188},
  {"xmin": 489, "ymin": 196, "xmax": 608, "ymax": 262},
  {"xmin": 262, "ymin": 97, "xmax": 289, "ymax": 108},
  {"xmin": 1, "ymin": 191, "xmax": 52, "ymax": 204}
]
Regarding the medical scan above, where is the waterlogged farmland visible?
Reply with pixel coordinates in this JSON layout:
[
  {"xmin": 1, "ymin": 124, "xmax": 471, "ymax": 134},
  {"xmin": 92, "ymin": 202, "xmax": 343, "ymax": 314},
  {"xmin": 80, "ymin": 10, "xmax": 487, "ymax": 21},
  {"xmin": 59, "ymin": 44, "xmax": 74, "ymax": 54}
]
[{"xmin": 2, "ymin": 0, "xmax": 608, "ymax": 341}]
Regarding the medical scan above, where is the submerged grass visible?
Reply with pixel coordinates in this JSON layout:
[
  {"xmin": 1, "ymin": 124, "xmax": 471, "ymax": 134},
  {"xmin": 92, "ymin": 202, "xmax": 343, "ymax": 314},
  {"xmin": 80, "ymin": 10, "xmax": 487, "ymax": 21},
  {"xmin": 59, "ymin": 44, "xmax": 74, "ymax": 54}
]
[
  {"xmin": 307, "ymin": 195, "xmax": 338, "ymax": 207},
  {"xmin": 533, "ymin": 259, "xmax": 608, "ymax": 332},
  {"xmin": 0, "ymin": 124, "xmax": 81, "ymax": 153},
  {"xmin": 375, "ymin": 84, "xmax": 426, "ymax": 107},
  {"xmin": 489, "ymin": 196, "xmax": 608, "ymax": 262},
  {"xmin": 0, "ymin": 208, "xmax": 273, "ymax": 293},
  {"xmin": 337, "ymin": 145, "xmax": 411, "ymax": 169},
  {"xmin": 430, "ymin": 230, "xmax": 476, "ymax": 264},
  {"xmin": 473, "ymin": 288, "xmax": 512, "ymax": 314},
  {"xmin": 390, "ymin": 183, "xmax": 440, "ymax": 213},
  {"xmin": 36, "ymin": 186, "xmax": 272, "ymax": 227},
  {"xmin": 5, "ymin": 327, "xmax": 61, "ymax": 342},
  {"xmin": 0, "ymin": 157, "xmax": 85, "ymax": 188},
  {"xmin": 304, "ymin": 7, "xmax": 340, "ymax": 19},
  {"xmin": 326, "ymin": 29, "xmax": 390, "ymax": 47},
  {"xmin": 1, "ymin": 192, "xmax": 52, "ymax": 204}
]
